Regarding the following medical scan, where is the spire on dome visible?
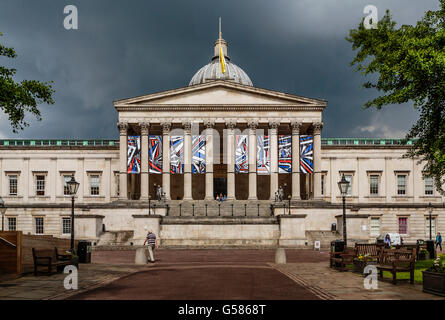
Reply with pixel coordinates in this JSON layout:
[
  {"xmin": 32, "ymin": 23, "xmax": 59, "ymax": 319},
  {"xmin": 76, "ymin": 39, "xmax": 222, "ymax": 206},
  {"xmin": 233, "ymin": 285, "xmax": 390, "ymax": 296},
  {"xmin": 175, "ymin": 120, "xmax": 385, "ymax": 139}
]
[{"xmin": 213, "ymin": 17, "xmax": 228, "ymax": 59}]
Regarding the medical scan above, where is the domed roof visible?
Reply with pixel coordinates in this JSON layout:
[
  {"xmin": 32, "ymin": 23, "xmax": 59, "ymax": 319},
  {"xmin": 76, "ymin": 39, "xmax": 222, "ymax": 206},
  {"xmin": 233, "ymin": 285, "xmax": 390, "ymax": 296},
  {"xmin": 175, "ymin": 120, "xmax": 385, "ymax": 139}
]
[
  {"xmin": 189, "ymin": 20, "xmax": 253, "ymax": 87},
  {"xmin": 189, "ymin": 57, "xmax": 253, "ymax": 87}
]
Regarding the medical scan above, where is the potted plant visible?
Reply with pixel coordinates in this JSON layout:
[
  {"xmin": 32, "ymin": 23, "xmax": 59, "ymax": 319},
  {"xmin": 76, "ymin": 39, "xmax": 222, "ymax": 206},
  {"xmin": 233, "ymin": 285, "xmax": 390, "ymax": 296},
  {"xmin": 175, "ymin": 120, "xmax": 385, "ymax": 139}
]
[
  {"xmin": 418, "ymin": 249, "xmax": 429, "ymax": 261},
  {"xmin": 353, "ymin": 254, "xmax": 377, "ymax": 274},
  {"xmin": 423, "ymin": 258, "xmax": 445, "ymax": 296}
]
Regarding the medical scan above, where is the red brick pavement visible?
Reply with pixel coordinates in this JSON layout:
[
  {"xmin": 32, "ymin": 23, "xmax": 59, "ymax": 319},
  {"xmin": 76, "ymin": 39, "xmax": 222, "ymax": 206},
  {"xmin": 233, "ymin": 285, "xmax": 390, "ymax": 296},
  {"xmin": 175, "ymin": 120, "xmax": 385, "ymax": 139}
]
[
  {"xmin": 68, "ymin": 265, "xmax": 321, "ymax": 300},
  {"xmin": 92, "ymin": 248, "xmax": 330, "ymax": 265}
]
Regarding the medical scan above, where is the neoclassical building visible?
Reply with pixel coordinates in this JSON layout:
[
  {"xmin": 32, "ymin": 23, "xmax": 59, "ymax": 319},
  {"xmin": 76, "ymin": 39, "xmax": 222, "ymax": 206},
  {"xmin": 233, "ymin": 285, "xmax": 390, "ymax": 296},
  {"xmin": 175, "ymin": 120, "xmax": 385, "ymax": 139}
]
[{"xmin": 0, "ymin": 32, "xmax": 443, "ymax": 248}]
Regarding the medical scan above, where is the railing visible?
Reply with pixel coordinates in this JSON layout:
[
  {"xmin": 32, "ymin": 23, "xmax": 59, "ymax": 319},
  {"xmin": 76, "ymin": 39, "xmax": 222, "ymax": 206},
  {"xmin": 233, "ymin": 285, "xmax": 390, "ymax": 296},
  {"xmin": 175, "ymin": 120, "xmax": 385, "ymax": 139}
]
[
  {"xmin": 322, "ymin": 138, "xmax": 416, "ymax": 146},
  {"xmin": 166, "ymin": 202, "xmax": 276, "ymax": 217},
  {"xmin": 0, "ymin": 236, "xmax": 17, "ymax": 248},
  {"xmin": 0, "ymin": 139, "xmax": 119, "ymax": 147}
]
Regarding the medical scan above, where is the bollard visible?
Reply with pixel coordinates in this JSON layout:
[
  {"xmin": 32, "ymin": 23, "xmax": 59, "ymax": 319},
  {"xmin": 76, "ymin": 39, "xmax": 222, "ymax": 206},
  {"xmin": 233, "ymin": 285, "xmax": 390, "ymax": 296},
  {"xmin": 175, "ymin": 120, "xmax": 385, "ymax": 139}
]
[
  {"xmin": 135, "ymin": 247, "xmax": 147, "ymax": 265},
  {"xmin": 275, "ymin": 247, "xmax": 287, "ymax": 264}
]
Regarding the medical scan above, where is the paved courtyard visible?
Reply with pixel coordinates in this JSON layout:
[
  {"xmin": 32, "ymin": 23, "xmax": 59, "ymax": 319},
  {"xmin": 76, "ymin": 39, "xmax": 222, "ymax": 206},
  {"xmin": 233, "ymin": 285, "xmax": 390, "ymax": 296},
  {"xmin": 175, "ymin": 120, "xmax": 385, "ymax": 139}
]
[{"xmin": 0, "ymin": 249, "xmax": 443, "ymax": 300}]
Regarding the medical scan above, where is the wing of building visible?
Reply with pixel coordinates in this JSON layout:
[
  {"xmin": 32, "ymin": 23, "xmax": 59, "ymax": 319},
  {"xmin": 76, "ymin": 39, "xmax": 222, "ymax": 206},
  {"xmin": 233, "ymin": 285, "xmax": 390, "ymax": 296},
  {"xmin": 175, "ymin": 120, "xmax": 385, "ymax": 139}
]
[{"xmin": 0, "ymin": 32, "xmax": 443, "ymax": 248}]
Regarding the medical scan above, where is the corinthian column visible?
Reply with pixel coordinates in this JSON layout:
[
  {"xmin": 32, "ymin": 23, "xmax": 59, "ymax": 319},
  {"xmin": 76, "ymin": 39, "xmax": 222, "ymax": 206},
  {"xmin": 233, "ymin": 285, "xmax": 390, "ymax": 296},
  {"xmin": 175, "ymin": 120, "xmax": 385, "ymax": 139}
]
[
  {"xmin": 226, "ymin": 121, "xmax": 236, "ymax": 200},
  {"xmin": 183, "ymin": 122, "xmax": 193, "ymax": 200},
  {"xmin": 248, "ymin": 121, "xmax": 258, "ymax": 200},
  {"xmin": 269, "ymin": 122, "xmax": 279, "ymax": 200},
  {"xmin": 313, "ymin": 122, "xmax": 323, "ymax": 200},
  {"xmin": 162, "ymin": 122, "xmax": 171, "ymax": 200},
  {"xmin": 140, "ymin": 122, "xmax": 150, "ymax": 201},
  {"xmin": 204, "ymin": 121, "xmax": 214, "ymax": 200},
  {"xmin": 118, "ymin": 122, "xmax": 128, "ymax": 200},
  {"xmin": 291, "ymin": 122, "xmax": 302, "ymax": 200}
]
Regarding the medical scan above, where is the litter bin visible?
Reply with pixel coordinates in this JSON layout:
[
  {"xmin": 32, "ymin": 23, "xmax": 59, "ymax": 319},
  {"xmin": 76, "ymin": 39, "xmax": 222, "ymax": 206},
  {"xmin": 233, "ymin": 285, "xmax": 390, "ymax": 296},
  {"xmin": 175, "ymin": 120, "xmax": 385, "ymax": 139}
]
[
  {"xmin": 330, "ymin": 240, "xmax": 345, "ymax": 268},
  {"xmin": 425, "ymin": 240, "xmax": 436, "ymax": 260},
  {"xmin": 77, "ymin": 240, "xmax": 92, "ymax": 263},
  {"xmin": 331, "ymin": 223, "xmax": 337, "ymax": 232}
]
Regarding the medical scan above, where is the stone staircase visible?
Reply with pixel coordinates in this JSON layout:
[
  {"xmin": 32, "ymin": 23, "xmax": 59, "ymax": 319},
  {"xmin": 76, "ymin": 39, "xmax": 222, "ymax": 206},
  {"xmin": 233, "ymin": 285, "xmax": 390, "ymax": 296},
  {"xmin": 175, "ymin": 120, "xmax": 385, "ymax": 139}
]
[
  {"xmin": 96, "ymin": 230, "xmax": 135, "ymax": 246},
  {"xmin": 305, "ymin": 230, "xmax": 341, "ymax": 249},
  {"xmin": 165, "ymin": 200, "xmax": 274, "ymax": 217}
]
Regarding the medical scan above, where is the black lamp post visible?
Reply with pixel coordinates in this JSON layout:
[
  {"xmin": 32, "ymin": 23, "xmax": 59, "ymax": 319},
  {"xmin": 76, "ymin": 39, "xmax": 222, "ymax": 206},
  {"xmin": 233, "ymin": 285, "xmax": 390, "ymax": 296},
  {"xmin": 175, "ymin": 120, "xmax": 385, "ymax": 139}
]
[
  {"xmin": 288, "ymin": 195, "xmax": 291, "ymax": 215},
  {"xmin": 338, "ymin": 174, "xmax": 350, "ymax": 246},
  {"xmin": 426, "ymin": 202, "xmax": 436, "ymax": 259},
  {"xmin": 283, "ymin": 183, "xmax": 287, "ymax": 200},
  {"xmin": 67, "ymin": 176, "xmax": 80, "ymax": 253},
  {"xmin": 148, "ymin": 195, "xmax": 152, "ymax": 215},
  {"xmin": 428, "ymin": 202, "xmax": 433, "ymax": 240},
  {"xmin": 0, "ymin": 196, "xmax": 6, "ymax": 231}
]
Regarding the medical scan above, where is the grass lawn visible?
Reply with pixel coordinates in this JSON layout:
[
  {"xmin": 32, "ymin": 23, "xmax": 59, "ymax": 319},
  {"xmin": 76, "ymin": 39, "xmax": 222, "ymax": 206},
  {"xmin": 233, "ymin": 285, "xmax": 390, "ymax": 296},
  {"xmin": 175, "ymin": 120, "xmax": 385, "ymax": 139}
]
[{"xmin": 381, "ymin": 254, "xmax": 445, "ymax": 284}]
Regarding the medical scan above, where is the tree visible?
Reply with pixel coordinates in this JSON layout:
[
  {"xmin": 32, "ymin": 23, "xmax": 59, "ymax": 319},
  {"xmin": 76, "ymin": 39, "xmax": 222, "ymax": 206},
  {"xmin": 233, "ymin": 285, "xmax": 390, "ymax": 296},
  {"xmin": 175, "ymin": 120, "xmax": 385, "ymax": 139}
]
[
  {"xmin": 0, "ymin": 32, "xmax": 55, "ymax": 133},
  {"xmin": 347, "ymin": 1, "xmax": 445, "ymax": 194}
]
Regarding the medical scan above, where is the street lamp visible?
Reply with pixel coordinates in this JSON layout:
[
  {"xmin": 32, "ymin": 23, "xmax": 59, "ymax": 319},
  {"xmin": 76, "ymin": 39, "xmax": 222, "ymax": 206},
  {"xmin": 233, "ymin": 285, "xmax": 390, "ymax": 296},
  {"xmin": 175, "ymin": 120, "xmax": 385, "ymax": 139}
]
[
  {"xmin": 148, "ymin": 195, "xmax": 152, "ymax": 215},
  {"xmin": 67, "ymin": 176, "xmax": 80, "ymax": 253},
  {"xmin": 0, "ymin": 196, "xmax": 6, "ymax": 231},
  {"xmin": 288, "ymin": 195, "xmax": 291, "ymax": 215},
  {"xmin": 428, "ymin": 202, "xmax": 433, "ymax": 240},
  {"xmin": 283, "ymin": 183, "xmax": 287, "ymax": 200},
  {"xmin": 338, "ymin": 174, "xmax": 350, "ymax": 246}
]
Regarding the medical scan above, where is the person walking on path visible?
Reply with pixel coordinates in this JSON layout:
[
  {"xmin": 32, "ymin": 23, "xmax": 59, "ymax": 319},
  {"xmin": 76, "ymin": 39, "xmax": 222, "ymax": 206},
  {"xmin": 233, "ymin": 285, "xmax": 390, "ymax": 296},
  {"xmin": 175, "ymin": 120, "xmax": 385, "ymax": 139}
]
[
  {"xmin": 143, "ymin": 229, "xmax": 159, "ymax": 263},
  {"xmin": 436, "ymin": 232, "xmax": 442, "ymax": 252}
]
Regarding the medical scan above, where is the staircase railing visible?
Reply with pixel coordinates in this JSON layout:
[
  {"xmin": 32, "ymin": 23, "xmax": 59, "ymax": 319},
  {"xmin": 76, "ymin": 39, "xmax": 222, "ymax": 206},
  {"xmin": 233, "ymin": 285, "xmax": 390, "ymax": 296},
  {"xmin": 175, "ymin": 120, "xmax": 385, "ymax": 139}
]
[{"xmin": 0, "ymin": 236, "xmax": 17, "ymax": 248}]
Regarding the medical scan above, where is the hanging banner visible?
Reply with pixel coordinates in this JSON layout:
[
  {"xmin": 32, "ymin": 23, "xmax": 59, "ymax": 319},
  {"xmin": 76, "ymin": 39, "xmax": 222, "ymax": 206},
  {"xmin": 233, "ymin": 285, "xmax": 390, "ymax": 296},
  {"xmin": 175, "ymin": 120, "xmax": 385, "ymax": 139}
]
[
  {"xmin": 149, "ymin": 135, "xmax": 162, "ymax": 174},
  {"xmin": 278, "ymin": 135, "xmax": 291, "ymax": 173},
  {"xmin": 300, "ymin": 135, "xmax": 314, "ymax": 174},
  {"xmin": 127, "ymin": 136, "xmax": 141, "ymax": 174},
  {"xmin": 257, "ymin": 135, "xmax": 270, "ymax": 175},
  {"xmin": 192, "ymin": 135, "xmax": 206, "ymax": 173},
  {"xmin": 170, "ymin": 136, "xmax": 184, "ymax": 174},
  {"xmin": 235, "ymin": 135, "xmax": 248, "ymax": 173}
]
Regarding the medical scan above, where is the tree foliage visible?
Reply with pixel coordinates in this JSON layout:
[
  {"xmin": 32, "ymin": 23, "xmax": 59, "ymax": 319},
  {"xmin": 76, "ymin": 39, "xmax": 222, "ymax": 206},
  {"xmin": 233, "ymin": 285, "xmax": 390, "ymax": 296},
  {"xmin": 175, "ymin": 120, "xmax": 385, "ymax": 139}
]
[
  {"xmin": 347, "ymin": 1, "xmax": 445, "ymax": 194},
  {"xmin": 0, "ymin": 32, "xmax": 55, "ymax": 132}
]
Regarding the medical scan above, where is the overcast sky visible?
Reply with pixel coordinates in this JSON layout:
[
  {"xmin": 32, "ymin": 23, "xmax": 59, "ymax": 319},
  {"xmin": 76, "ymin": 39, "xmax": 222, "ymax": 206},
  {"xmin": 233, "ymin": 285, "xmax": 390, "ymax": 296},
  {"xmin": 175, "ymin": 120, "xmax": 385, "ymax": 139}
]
[{"xmin": 0, "ymin": 0, "xmax": 439, "ymax": 139}]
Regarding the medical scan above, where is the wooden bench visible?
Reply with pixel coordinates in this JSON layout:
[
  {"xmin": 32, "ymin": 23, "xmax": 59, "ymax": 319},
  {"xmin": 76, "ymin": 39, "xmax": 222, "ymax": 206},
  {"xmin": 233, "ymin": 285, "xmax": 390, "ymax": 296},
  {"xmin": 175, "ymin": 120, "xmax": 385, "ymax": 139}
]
[
  {"xmin": 330, "ymin": 247, "xmax": 356, "ymax": 272},
  {"xmin": 355, "ymin": 243, "xmax": 382, "ymax": 263},
  {"xmin": 396, "ymin": 244, "xmax": 425, "ymax": 260},
  {"xmin": 376, "ymin": 248, "xmax": 416, "ymax": 284},
  {"xmin": 32, "ymin": 247, "xmax": 78, "ymax": 276},
  {"xmin": 330, "ymin": 243, "xmax": 383, "ymax": 272}
]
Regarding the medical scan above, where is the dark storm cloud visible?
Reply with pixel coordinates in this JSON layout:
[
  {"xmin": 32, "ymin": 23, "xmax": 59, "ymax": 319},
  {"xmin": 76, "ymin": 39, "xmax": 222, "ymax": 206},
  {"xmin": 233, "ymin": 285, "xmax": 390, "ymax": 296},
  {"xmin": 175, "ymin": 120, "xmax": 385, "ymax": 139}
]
[{"xmin": 0, "ymin": 0, "xmax": 438, "ymax": 139}]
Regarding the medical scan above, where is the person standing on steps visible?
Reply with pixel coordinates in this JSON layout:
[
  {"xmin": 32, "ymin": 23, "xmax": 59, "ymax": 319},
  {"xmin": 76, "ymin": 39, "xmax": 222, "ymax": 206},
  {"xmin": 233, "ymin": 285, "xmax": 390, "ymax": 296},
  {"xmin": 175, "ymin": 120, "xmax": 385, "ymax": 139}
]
[{"xmin": 143, "ymin": 229, "xmax": 159, "ymax": 263}]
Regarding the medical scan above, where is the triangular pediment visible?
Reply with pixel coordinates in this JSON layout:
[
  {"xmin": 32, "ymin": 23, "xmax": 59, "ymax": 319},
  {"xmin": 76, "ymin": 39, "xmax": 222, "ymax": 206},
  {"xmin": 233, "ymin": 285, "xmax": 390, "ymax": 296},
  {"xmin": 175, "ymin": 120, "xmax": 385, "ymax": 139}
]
[{"xmin": 114, "ymin": 81, "xmax": 326, "ymax": 107}]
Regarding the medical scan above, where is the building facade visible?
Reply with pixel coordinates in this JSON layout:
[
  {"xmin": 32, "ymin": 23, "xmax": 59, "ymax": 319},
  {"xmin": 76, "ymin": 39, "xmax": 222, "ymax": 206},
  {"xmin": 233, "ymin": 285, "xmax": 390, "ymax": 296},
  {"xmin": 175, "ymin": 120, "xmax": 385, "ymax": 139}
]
[{"xmin": 0, "ymin": 34, "xmax": 443, "ymax": 248}]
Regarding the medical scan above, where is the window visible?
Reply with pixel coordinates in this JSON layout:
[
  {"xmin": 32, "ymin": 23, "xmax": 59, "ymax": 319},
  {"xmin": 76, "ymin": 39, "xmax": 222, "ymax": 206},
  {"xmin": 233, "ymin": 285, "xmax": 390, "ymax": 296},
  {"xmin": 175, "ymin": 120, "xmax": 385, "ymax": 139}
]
[
  {"xmin": 398, "ymin": 217, "xmax": 408, "ymax": 235},
  {"xmin": 397, "ymin": 175, "xmax": 407, "ymax": 195},
  {"xmin": 424, "ymin": 176, "xmax": 434, "ymax": 195},
  {"xmin": 62, "ymin": 217, "xmax": 71, "ymax": 235},
  {"xmin": 344, "ymin": 174, "xmax": 352, "ymax": 195},
  {"xmin": 9, "ymin": 175, "xmax": 18, "ymax": 195},
  {"xmin": 63, "ymin": 175, "xmax": 72, "ymax": 195},
  {"xmin": 35, "ymin": 217, "xmax": 44, "ymax": 234},
  {"xmin": 426, "ymin": 217, "xmax": 436, "ymax": 237},
  {"xmin": 36, "ymin": 175, "xmax": 45, "ymax": 196},
  {"xmin": 90, "ymin": 175, "xmax": 100, "ymax": 195},
  {"xmin": 7, "ymin": 217, "xmax": 16, "ymax": 231},
  {"xmin": 369, "ymin": 175, "xmax": 379, "ymax": 195},
  {"xmin": 370, "ymin": 217, "xmax": 380, "ymax": 236}
]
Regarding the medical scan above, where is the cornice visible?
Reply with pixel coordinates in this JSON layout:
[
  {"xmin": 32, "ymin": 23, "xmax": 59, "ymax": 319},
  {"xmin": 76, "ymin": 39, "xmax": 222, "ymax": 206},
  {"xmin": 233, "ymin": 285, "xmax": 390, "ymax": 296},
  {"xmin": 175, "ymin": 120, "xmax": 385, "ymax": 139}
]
[
  {"xmin": 116, "ymin": 104, "xmax": 326, "ymax": 112},
  {"xmin": 113, "ymin": 80, "xmax": 327, "ymax": 106}
]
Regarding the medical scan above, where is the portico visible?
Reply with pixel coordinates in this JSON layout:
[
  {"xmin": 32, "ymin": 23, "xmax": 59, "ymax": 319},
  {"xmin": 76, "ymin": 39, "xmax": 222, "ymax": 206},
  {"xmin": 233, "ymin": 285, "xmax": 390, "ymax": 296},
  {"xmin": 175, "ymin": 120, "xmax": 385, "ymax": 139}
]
[{"xmin": 115, "ymin": 84, "xmax": 325, "ymax": 201}]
